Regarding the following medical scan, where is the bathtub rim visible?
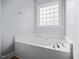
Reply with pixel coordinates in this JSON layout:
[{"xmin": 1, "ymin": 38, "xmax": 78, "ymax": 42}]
[{"xmin": 15, "ymin": 39, "xmax": 70, "ymax": 53}]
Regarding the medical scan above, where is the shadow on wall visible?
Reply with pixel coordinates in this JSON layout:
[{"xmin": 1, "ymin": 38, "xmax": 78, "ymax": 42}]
[
  {"xmin": 2, "ymin": 36, "xmax": 15, "ymax": 56},
  {"xmin": 70, "ymin": 44, "xmax": 73, "ymax": 59}
]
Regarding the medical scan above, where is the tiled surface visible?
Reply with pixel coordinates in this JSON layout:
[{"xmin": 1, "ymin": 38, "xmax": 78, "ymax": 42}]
[{"xmin": 39, "ymin": 1, "xmax": 59, "ymax": 26}]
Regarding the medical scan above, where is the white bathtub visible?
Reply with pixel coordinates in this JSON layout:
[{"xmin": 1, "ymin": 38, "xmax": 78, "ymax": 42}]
[{"xmin": 15, "ymin": 34, "xmax": 71, "ymax": 59}]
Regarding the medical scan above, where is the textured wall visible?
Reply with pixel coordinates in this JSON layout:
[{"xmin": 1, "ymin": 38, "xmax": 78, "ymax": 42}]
[
  {"xmin": 2, "ymin": 0, "xmax": 34, "ymax": 56},
  {"xmin": 66, "ymin": 0, "xmax": 78, "ymax": 59},
  {"xmin": 15, "ymin": 42, "xmax": 71, "ymax": 59},
  {"xmin": 77, "ymin": 0, "xmax": 79, "ymax": 59},
  {"xmin": 0, "ymin": 0, "xmax": 1, "ymax": 57}
]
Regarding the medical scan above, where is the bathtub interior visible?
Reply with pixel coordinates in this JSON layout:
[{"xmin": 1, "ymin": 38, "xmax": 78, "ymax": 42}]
[
  {"xmin": 15, "ymin": 34, "xmax": 71, "ymax": 52},
  {"xmin": 16, "ymin": 34, "xmax": 64, "ymax": 46}
]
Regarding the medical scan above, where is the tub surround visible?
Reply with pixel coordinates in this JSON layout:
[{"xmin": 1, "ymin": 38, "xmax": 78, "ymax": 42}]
[
  {"xmin": 15, "ymin": 40, "xmax": 70, "ymax": 53},
  {"xmin": 15, "ymin": 34, "xmax": 70, "ymax": 52},
  {"xmin": 15, "ymin": 41, "xmax": 71, "ymax": 59},
  {"xmin": 15, "ymin": 34, "xmax": 71, "ymax": 59}
]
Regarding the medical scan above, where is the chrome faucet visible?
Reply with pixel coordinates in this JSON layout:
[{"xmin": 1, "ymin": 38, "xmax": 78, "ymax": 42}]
[{"xmin": 56, "ymin": 43, "xmax": 60, "ymax": 48}]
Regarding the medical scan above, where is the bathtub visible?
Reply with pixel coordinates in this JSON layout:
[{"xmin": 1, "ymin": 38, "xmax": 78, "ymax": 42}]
[{"xmin": 15, "ymin": 34, "xmax": 71, "ymax": 59}]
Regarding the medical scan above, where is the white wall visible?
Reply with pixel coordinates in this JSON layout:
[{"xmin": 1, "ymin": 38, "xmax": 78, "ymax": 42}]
[
  {"xmin": 66, "ymin": 0, "xmax": 79, "ymax": 59},
  {"xmin": 0, "ymin": 0, "xmax": 1, "ymax": 56},
  {"xmin": 2, "ymin": 0, "xmax": 34, "ymax": 56},
  {"xmin": 77, "ymin": 0, "xmax": 79, "ymax": 59}
]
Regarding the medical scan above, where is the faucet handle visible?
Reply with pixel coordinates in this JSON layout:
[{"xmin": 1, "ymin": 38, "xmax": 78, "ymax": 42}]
[
  {"xmin": 52, "ymin": 45, "xmax": 55, "ymax": 48},
  {"xmin": 62, "ymin": 44, "xmax": 64, "ymax": 47},
  {"xmin": 57, "ymin": 44, "xmax": 60, "ymax": 48},
  {"xmin": 55, "ymin": 42, "xmax": 60, "ymax": 48}
]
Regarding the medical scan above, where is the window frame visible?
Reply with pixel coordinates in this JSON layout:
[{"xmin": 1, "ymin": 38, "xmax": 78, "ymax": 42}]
[{"xmin": 37, "ymin": 1, "xmax": 61, "ymax": 27}]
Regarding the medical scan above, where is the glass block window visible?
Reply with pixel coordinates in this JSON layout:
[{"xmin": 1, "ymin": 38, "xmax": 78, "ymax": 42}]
[{"xmin": 39, "ymin": 2, "xmax": 59, "ymax": 26}]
